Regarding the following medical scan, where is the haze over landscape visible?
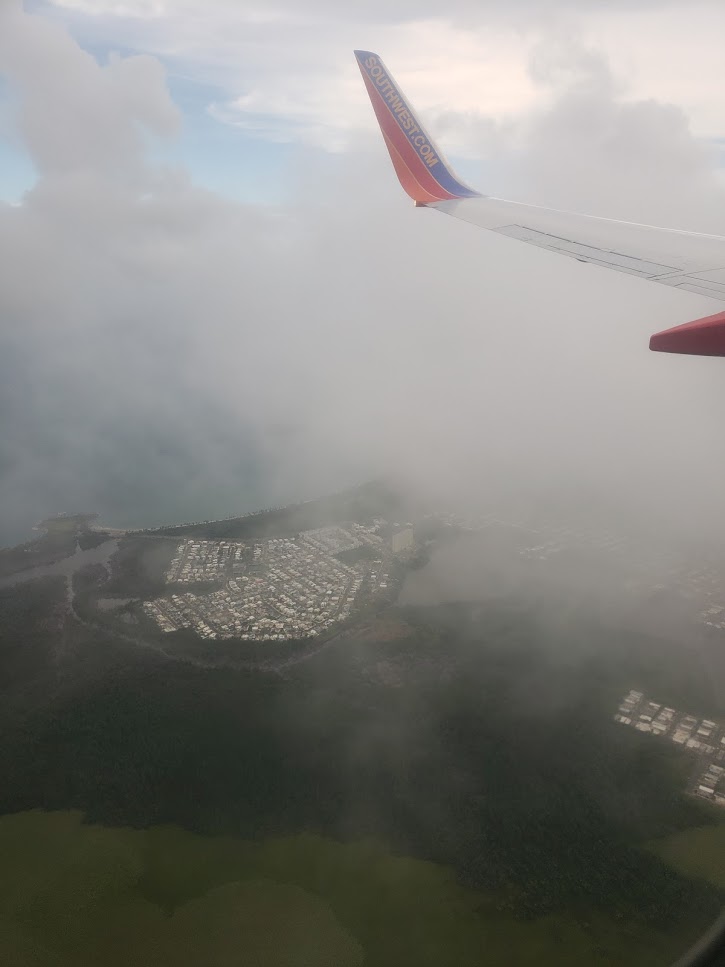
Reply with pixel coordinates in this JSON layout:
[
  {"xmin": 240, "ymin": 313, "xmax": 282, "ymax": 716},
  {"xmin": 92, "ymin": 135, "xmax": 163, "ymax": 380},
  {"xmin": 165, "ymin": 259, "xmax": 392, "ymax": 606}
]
[{"xmin": 2, "ymin": 2, "xmax": 725, "ymax": 965}]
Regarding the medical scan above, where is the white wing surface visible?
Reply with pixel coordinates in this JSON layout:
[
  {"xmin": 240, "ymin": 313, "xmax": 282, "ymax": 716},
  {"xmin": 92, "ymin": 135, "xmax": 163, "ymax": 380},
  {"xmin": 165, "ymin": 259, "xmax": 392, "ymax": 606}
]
[{"xmin": 435, "ymin": 197, "xmax": 725, "ymax": 304}]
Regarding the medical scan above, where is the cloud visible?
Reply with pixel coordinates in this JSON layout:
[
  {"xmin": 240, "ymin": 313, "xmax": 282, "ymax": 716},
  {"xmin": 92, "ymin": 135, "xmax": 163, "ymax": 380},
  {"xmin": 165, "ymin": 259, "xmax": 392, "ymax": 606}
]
[
  {"xmin": 0, "ymin": 1, "xmax": 180, "ymax": 178},
  {"xmin": 1, "ymin": 1, "xmax": 725, "ymax": 549},
  {"xmin": 40, "ymin": 0, "xmax": 725, "ymax": 151},
  {"xmin": 482, "ymin": 36, "xmax": 724, "ymax": 231},
  {"xmin": 53, "ymin": 0, "xmax": 167, "ymax": 16}
]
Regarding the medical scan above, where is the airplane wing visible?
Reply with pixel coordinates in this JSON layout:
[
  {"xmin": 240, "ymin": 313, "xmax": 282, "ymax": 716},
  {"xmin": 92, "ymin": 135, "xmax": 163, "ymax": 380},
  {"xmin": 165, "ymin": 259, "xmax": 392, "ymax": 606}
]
[{"xmin": 354, "ymin": 49, "xmax": 725, "ymax": 357}]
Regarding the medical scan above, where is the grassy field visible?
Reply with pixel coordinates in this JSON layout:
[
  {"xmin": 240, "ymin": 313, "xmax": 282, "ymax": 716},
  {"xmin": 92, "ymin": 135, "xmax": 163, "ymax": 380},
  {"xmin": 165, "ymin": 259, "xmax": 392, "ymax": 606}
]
[
  {"xmin": 0, "ymin": 810, "xmax": 713, "ymax": 967},
  {"xmin": 649, "ymin": 822, "xmax": 725, "ymax": 890}
]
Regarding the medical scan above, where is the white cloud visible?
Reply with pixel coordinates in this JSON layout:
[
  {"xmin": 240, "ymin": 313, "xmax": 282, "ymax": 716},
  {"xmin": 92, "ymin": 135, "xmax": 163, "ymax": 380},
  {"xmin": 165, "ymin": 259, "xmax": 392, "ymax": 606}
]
[
  {"xmin": 48, "ymin": 0, "xmax": 167, "ymax": 17},
  {"xmin": 0, "ymin": 1, "xmax": 180, "ymax": 178},
  {"xmin": 1, "ymin": 1, "xmax": 725, "ymax": 546},
  {"xmin": 41, "ymin": 0, "xmax": 725, "ymax": 154}
]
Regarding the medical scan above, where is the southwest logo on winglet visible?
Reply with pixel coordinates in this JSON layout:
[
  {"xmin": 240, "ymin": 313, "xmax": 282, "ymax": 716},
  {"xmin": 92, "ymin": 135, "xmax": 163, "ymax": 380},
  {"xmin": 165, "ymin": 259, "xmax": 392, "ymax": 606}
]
[
  {"xmin": 354, "ymin": 49, "xmax": 480, "ymax": 203},
  {"xmin": 358, "ymin": 53, "xmax": 441, "ymax": 169}
]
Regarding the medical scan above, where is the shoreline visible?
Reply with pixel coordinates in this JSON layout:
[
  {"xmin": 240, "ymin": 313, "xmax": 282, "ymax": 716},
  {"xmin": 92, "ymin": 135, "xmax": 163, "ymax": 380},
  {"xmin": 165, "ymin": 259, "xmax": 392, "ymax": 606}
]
[{"xmin": 0, "ymin": 479, "xmax": 381, "ymax": 556}]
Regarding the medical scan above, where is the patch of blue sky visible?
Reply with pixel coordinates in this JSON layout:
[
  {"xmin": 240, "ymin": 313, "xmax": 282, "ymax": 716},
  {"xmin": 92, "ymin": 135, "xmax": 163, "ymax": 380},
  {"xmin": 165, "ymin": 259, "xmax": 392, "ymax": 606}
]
[
  {"xmin": 0, "ymin": 141, "xmax": 37, "ymax": 204},
  {"xmin": 14, "ymin": 18, "xmax": 292, "ymax": 205},
  {"xmin": 0, "ymin": 77, "xmax": 37, "ymax": 203},
  {"xmin": 153, "ymin": 73, "xmax": 292, "ymax": 204}
]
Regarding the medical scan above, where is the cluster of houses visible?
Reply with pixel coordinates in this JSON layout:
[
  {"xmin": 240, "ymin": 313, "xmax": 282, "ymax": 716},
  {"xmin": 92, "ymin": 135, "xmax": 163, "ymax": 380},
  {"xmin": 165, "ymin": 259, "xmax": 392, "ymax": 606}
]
[
  {"xmin": 614, "ymin": 689, "xmax": 725, "ymax": 807},
  {"xmin": 142, "ymin": 524, "xmax": 395, "ymax": 641}
]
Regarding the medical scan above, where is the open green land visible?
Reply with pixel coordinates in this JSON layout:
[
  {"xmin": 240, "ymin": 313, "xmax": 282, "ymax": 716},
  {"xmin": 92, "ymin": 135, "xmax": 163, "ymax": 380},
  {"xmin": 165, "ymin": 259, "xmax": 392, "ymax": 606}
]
[
  {"xmin": 649, "ymin": 823, "xmax": 725, "ymax": 890},
  {"xmin": 0, "ymin": 810, "xmax": 715, "ymax": 967}
]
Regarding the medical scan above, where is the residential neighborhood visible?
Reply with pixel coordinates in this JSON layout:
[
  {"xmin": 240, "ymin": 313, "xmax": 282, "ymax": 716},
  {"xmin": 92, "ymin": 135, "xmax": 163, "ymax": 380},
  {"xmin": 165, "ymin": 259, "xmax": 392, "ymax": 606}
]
[{"xmin": 142, "ymin": 523, "xmax": 402, "ymax": 640}]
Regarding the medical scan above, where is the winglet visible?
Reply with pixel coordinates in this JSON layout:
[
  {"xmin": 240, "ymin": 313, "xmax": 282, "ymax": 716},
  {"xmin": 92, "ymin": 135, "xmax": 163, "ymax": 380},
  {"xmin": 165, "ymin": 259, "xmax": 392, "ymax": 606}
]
[
  {"xmin": 649, "ymin": 309, "xmax": 725, "ymax": 356},
  {"xmin": 354, "ymin": 50, "xmax": 480, "ymax": 204}
]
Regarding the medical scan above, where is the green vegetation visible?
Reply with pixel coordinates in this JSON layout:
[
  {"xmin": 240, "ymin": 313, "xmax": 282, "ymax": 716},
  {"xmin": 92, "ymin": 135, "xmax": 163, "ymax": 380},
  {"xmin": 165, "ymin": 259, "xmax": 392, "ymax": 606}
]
[
  {"xmin": 335, "ymin": 544, "xmax": 381, "ymax": 565},
  {"xmin": 102, "ymin": 536, "xmax": 179, "ymax": 599},
  {"xmin": 2, "ymin": 601, "xmax": 721, "ymax": 914},
  {"xmin": 0, "ymin": 810, "xmax": 713, "ymax": 967},
  {"xmin": 650, "ymin": 823, "xmax": 725, "ymax": 889},
  {"xmin": 2, "ymin": 565, "xmax": 724, "ymax": 964},
  {"xmin": 76, "ymin": 531, "xmax": 111, "ymax": 551},
  {"xmin": 0, "ymin": 571, "xmax": 156, "ymax": 733},
  {"xmin": 0, "ymin": 533, "xmax": 77, "ymax": 580},
  {"xmin": 0, "ymin": 812, "xmax": 362, "ymax": 967}
]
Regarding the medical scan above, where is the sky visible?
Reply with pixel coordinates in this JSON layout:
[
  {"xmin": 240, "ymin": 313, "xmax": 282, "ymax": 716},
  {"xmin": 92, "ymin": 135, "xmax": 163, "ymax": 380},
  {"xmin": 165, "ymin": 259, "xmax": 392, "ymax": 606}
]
[{"xmin": 1, "ymin": 0, "xmax": 725, "ymax": 546}]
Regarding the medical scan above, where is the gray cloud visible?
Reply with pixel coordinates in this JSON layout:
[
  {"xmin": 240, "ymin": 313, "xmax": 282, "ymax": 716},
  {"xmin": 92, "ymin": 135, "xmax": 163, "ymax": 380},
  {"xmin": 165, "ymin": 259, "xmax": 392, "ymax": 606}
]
[{"xmin": 1, "ymin": 2, "xmax": 725, "ymax": 550}]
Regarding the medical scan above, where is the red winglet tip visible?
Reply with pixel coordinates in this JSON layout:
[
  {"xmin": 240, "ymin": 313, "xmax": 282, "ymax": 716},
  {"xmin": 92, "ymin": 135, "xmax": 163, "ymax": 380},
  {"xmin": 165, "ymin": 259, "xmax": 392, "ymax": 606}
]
[{"xmin": 649, "ymin": 310, "xmax": 725, "ymax": 357}]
